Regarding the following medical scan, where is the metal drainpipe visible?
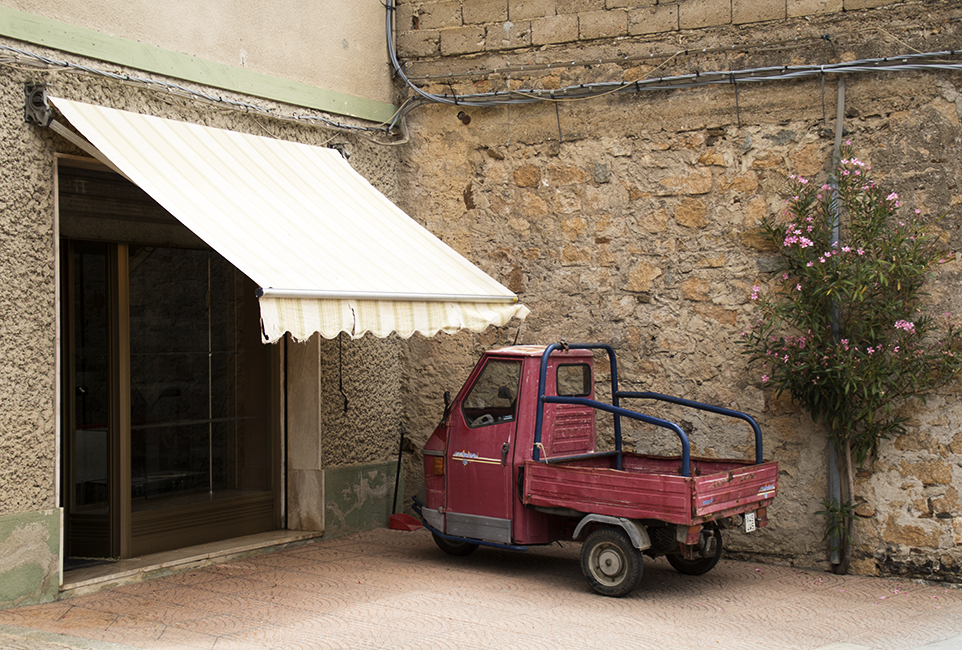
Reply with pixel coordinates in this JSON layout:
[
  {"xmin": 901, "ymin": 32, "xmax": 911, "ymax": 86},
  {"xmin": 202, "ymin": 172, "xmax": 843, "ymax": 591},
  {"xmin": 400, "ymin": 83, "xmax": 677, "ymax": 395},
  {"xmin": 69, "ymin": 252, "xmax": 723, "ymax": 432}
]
[{"xmin": 828, "ymin": 76, "xmax": 845, "ymax": 566}]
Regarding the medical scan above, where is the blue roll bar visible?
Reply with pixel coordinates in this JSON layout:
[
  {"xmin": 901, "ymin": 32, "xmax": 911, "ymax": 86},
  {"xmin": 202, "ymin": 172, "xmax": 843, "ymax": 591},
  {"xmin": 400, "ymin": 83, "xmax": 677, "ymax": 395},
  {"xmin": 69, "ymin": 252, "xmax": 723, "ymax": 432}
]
[
  {"xmin": 619, "ymin": 391, "xmax": 764, "ymax": 465},
  {"xmin": 533, "ymin": 342, "xmax": 764, "ymax": 478}
]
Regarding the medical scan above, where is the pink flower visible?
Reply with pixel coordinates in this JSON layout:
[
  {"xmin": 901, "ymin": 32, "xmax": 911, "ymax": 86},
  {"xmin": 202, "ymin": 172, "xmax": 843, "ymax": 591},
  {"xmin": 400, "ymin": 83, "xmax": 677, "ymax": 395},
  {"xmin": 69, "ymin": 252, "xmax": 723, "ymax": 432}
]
[
  {"xmin": 887, "ymin": 192, "xmax": 899, "ymax": 201},
  {"xmin": 895, "ymin": 320, "xmax": 915, "ymax": 333},
  {"xmin": 762, "ymin": 375, "xmax": 769, "ymax": 383}
]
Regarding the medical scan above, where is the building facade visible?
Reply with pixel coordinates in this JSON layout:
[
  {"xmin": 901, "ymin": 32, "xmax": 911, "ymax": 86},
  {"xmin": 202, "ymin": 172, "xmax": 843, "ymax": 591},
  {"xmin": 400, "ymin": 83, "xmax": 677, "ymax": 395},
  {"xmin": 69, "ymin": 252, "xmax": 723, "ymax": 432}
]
[
  {"xmin": 0, "ymin": 0, "xmax": 520, "ymax": 608},
  {"xmin": 2, "ymin": 0, "xmax": 962, "ymax": 610}
]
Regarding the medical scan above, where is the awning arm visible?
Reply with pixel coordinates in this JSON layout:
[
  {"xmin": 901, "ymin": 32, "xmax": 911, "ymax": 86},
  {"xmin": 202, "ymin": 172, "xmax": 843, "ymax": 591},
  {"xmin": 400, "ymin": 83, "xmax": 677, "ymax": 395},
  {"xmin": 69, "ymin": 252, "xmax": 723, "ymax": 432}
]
[
  {"xmin": 256, "ymin": 287, "xmax": 519, "ymax": 303},
  {"xmin": 48, "ymin": 120, "xmax": 132, "ymax": 180}
]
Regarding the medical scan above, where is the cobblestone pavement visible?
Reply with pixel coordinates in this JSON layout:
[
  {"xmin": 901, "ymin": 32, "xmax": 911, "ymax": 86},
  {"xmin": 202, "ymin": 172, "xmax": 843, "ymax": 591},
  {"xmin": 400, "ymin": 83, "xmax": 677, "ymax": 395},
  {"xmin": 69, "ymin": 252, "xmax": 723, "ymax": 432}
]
[{"xmin": 1, "ymin": 527, "xmax": 961, "ymax": 650}]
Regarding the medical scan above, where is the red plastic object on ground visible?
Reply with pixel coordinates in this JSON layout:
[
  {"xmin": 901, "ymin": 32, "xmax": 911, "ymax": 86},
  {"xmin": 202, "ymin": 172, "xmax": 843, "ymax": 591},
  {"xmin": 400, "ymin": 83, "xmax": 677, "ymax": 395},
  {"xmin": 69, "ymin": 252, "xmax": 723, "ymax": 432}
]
[{"xmin": 389, "ymin": 513, "xmax": 423, "ymax": 531}]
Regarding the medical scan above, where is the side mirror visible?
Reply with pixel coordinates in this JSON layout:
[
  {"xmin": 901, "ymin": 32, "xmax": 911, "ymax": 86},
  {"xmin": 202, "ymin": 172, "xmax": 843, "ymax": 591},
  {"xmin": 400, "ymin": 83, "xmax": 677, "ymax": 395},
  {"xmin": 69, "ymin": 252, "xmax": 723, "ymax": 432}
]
[{"xmin": 442, "ymin": 390, "xmax": 453, "ymax": 419}]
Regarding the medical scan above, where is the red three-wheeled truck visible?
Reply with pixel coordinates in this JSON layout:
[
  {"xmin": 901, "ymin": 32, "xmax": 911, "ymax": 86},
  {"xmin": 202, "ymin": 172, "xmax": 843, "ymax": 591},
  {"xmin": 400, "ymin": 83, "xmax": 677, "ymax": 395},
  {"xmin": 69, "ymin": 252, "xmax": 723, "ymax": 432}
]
[{"xmin": 413, "ymin": 342, "xmax": 778, "ymax": 597}]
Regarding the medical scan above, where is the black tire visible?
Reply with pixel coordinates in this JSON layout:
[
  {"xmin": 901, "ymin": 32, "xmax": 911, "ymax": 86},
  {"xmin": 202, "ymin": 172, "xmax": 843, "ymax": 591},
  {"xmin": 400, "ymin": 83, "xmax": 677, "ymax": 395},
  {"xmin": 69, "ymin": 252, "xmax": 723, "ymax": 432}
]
[
  {"xmin": 667, "ymin": 527, "xmax": 723, "ymax": 576},
  {"xmin": 580, "ymin": 527, "xmax": 643, "ymax": 597},
  {"xmin": 432, "ymin": 533, "xmax": 479, "ymax": 557}
]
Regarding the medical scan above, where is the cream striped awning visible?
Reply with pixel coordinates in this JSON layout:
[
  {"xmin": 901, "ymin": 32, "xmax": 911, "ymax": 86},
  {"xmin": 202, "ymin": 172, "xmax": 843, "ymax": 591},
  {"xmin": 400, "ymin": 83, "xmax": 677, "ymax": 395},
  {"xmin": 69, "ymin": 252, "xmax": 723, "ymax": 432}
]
[{"xmin": 50, "ymin": 97, "xmax": 528, "ymax": 342}]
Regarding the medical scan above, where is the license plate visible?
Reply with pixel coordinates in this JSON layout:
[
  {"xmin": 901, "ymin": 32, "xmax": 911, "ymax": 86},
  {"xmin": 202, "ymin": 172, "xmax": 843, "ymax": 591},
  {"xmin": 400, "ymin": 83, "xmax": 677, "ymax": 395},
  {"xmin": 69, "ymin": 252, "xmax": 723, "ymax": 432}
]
[{"xmin": 744, "ymin": 511, "xmax": 756, "ymax": 532}]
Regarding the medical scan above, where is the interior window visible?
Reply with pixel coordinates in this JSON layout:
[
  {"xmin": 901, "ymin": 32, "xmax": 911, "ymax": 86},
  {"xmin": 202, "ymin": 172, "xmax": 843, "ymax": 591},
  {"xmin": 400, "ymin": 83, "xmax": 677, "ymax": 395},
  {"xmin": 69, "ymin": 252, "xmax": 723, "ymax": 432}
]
[
  {"xmin": 462, "ymin": 360, "xmax": 521, "ymax": 428},
  {"xmin": 557, "ymin": 363, "xmax": 591, "ymax": 397}
]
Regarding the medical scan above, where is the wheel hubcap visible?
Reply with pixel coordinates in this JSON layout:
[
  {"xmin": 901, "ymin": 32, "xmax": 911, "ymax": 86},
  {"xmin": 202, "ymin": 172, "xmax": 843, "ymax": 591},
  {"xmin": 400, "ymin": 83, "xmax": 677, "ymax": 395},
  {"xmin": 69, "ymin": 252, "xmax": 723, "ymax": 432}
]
[{"xmin": 597, "ymin": 547, "xmax": 623, "ymax": 577}]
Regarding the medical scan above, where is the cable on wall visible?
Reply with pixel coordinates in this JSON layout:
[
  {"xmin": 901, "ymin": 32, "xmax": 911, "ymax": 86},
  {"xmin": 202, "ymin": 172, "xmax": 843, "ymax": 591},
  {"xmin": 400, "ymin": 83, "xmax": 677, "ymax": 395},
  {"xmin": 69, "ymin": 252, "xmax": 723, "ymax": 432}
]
[{"xmin": 3, "ymin": 7, "xmax": 961, "ymax": 144}]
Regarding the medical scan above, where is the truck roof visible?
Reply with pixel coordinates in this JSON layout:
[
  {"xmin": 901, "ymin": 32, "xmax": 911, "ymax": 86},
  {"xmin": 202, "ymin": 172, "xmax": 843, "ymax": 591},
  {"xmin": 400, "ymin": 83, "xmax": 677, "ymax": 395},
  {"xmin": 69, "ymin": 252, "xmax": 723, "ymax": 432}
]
[{"xmin": 488, "ymin": 344, "xmax": 594, "ymax": 358}]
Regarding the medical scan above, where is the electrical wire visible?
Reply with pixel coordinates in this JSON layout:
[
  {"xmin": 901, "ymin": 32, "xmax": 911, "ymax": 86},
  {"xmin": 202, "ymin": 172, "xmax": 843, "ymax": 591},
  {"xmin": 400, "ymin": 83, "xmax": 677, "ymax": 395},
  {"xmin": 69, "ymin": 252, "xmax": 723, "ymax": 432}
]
[
  {"xmin": 3, "ymin": 7, "xmax": 961, "ymax": 143},
  {"xmin": 384, "ymin": 0, "xmax": 962, "ymax": 128}
]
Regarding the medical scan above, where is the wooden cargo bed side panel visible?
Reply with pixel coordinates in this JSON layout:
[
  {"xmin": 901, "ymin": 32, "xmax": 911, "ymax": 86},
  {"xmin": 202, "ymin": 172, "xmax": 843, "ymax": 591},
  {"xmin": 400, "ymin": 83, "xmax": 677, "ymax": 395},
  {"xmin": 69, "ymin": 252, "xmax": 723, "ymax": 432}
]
[
  {"xmin": 522, "ymin": 460, "xmax": 692, "ymax": 524},
  {"xmin": 692, "ymin": 461, "xmax": 778, "ymax": 518}
]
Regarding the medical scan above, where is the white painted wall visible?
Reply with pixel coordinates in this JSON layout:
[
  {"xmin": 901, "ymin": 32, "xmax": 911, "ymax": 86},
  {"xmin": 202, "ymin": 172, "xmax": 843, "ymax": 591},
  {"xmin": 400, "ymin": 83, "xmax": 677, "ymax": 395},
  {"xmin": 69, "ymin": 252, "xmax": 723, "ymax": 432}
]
[{"xmin": 7, "ymin": 0, "xmax": 394, "ymax": 104}]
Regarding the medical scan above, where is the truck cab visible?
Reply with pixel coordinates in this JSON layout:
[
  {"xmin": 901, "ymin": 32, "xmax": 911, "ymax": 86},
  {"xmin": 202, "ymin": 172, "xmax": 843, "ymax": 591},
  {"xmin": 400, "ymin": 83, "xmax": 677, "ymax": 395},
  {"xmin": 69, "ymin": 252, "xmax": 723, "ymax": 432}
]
[{"xmin": 420, "ymin": 345, "xmax": 595, "ymax": 547}]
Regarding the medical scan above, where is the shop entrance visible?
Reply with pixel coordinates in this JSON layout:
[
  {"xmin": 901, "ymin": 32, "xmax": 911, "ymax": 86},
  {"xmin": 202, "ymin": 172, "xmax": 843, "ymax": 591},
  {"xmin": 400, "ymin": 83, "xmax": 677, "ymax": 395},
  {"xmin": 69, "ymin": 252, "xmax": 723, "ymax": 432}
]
[{"xmin": 59, "ymin": 160, "xmax": 279, "ymax": 560}]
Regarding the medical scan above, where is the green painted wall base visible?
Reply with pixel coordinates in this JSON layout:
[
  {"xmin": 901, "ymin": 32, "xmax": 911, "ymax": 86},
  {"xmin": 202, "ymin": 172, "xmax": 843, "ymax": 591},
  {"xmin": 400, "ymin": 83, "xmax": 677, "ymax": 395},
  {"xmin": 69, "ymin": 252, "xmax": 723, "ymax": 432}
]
[
  {"xmin": 323, "ymin": 462, "xmax": 404, "ymax": 540},
  {"xmin": 0, "ymin": 509, "xmax": 61, "ymax": 610}
]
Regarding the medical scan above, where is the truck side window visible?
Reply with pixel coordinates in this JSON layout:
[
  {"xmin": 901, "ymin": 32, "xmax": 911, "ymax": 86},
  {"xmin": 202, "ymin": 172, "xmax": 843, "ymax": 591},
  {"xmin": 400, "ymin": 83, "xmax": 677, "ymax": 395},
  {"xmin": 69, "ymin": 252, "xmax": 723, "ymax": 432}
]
[
  {"xmin": 462, "ymin": 360, "xmax": 521, "ymax": 428},
  {"xmin": 556, "ymin": 363, "xmax": 591, "ymax": 397}
]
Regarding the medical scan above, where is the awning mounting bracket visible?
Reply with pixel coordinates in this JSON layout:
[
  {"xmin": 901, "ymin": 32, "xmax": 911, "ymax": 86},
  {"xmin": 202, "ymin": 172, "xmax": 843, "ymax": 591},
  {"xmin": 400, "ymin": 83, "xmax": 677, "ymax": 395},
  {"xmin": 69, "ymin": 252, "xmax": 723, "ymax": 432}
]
[{"xmin": 24, "ymin": 84, "xmax": 53, "ymax": 127}]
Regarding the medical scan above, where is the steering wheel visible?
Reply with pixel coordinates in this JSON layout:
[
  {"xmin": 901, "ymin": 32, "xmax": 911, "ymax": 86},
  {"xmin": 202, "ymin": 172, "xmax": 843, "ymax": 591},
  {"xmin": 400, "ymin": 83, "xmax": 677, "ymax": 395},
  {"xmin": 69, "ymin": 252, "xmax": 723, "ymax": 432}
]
[{"xmin": 474, "ymin": 414, "xmax": 495, "ymax": 426}]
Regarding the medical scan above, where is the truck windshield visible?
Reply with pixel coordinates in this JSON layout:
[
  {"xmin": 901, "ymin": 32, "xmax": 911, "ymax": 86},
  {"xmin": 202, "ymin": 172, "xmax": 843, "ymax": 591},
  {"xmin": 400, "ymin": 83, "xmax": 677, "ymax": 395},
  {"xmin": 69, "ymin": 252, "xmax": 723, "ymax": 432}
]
[{"xmin": 462, "ymin": 360, "xmax": 521, "ymax": 428}]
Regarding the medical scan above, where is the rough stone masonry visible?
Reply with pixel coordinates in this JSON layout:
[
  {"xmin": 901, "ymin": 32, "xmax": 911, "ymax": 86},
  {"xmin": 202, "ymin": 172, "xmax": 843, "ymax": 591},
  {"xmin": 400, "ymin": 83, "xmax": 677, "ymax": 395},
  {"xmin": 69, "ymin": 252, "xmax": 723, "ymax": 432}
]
[{"xmin": 391, "ymin": 0, "xmax": 962, "ymax": 582}]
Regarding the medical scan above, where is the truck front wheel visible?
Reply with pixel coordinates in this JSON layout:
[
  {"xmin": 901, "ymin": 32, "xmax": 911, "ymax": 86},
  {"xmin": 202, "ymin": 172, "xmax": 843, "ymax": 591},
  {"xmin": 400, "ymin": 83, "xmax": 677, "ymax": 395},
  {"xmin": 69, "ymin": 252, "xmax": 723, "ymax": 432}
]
[
  {"xmin": 432, "ymin": 533, "xmax": 479, "ymax": 557},
  {"xmin": 581, "ymin": 527, "xmax": 643, "ymax": 597}
]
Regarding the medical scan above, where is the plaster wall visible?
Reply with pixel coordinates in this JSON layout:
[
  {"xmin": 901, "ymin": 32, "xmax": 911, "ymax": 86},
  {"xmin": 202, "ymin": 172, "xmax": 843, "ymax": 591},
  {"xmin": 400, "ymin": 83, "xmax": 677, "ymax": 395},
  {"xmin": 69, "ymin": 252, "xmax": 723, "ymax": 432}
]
[
  {"xmin": 0, "ymin": 36, "xmax": 405, "ymax": 606},
  {"xmin": 3, "ymin": 0, "xmax": 394, "ymax": 106},
  {"xmin": 392, "ymin": 1, "xmax": 962, "ymax": 581},
  {"xmin": 0, "ymin": 63, "xmax": 57, "ymax": 518}
]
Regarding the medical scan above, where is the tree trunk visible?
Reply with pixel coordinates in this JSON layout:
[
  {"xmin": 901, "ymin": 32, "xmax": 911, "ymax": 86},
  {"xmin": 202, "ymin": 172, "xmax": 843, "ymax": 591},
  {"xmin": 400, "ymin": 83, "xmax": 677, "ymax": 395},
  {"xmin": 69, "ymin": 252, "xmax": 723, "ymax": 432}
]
[{"xmin": 833, "ymin": 437, "xmax": 855, "ymax": 575}]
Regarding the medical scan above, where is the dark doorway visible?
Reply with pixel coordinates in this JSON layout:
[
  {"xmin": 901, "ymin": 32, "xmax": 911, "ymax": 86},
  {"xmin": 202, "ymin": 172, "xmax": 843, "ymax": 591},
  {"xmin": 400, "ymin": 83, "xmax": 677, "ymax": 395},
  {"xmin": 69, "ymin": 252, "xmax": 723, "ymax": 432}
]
[{"xmin": 60, "ymin": 159, "xmax": 279, "ymax": 559}]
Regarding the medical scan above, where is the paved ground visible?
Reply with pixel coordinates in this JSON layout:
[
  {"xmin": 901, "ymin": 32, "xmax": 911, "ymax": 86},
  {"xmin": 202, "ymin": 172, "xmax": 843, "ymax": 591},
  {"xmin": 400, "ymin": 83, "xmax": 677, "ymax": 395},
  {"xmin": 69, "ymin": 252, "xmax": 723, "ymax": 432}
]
[{"xmin": 1, "ymin": 527, "xmax": 961, "ymax": 650}]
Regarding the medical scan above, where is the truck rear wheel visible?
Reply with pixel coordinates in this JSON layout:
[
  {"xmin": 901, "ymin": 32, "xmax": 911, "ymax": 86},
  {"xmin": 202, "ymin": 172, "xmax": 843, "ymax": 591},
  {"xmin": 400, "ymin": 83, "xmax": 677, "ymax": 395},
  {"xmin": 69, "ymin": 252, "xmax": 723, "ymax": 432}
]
[
  {"xmin": 667, "ymin": 526, "xmax": 723, "ymax": 576},
  {"xmin": 432, "ymin": 533, "xmax": 479, "ymax": 557},
  {"xmin": 581, "ymin": 527, "xmax": 643, "ymax": 597}
]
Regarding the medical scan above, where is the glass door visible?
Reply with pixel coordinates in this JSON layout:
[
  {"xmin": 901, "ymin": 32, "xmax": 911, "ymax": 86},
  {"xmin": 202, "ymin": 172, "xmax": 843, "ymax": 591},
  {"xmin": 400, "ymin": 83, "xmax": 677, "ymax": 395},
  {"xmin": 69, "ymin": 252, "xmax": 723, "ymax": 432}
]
[
  {"xmin": 127, "ymin": 245, "xmax": 273, "ymax": 511},
  {"xmin": 63, "ymin": 241, "xmax": 113, "ymax": 558},
  {"xmin": 62, "ymin": 240, "xmax": 277, "ymax": 560}
]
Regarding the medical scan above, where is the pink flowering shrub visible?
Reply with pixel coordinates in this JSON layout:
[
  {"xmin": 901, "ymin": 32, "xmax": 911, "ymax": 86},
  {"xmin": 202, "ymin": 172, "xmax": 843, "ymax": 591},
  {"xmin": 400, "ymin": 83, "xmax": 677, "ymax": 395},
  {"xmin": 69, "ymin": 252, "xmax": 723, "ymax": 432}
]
[{"xmin": 741, "ymin": 145, "xmax": 962, "ymax": 464}]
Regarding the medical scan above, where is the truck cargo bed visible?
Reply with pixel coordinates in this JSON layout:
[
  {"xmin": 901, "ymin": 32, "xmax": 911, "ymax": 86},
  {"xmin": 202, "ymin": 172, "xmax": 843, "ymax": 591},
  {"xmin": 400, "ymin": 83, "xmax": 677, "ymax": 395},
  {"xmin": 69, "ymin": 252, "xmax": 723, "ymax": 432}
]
[{"xmin": 522, "ymin": 453, "xmax": 778, "ymax": 526}]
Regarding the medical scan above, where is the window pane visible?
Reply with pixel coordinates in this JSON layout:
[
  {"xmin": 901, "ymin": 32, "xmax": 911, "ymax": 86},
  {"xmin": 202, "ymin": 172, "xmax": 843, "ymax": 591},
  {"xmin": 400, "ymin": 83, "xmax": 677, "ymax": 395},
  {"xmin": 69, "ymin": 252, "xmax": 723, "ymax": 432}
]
[
  {"xmin": 128, "ymin": 246, "xmax": 271, "ymax": 511},
  {"xmin": 72, "ymin": 242, "xmax": 109, "ymax": 510},
  {"xmin": 462, "ymin": 360, "xmax": 521, "ymax": 428},
  {"xmin": 557, "ymin": 364, "xmax": 591, "ymax": 397}
]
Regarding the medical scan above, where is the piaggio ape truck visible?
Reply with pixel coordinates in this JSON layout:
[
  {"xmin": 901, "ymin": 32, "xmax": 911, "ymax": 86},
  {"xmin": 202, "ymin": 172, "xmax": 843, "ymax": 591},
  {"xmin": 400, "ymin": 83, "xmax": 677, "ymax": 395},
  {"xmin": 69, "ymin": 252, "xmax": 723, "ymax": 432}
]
[{"xmin": 412, "ymin": 342, "xmax": 778, "ymax": 597}]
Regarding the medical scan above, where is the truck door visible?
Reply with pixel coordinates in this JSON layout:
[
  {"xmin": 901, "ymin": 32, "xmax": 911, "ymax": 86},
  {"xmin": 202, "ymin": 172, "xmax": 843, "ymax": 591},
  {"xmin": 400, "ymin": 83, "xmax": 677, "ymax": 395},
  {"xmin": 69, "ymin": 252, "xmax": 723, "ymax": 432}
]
[{"xmin": 445, "ymin": 357, "xmax": 521, "ymax": 544}]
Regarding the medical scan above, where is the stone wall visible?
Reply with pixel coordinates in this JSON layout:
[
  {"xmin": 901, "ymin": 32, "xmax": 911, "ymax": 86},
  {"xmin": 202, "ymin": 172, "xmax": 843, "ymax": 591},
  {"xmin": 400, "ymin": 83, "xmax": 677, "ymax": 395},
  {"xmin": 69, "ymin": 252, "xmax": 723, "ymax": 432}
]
[
  {"xmin": 394, "ymin": 0, "xmax": 904, "ymax": 59},
  {"xmin": 392, "ymin": 0, "xmax": 962, "ymax": 580}
]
